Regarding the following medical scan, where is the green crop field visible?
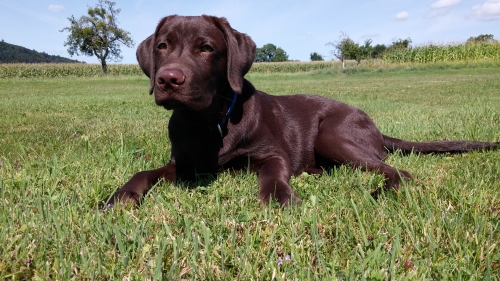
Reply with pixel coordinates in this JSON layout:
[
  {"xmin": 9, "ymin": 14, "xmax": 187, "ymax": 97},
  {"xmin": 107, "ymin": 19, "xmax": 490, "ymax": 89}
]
[
  {"xmin": 1, "ymin": 63, "xmax": 499, "ymax": 280},
  {"xmin": 383, "ymin": 42, "xmax": 500, "ymax": 64}
]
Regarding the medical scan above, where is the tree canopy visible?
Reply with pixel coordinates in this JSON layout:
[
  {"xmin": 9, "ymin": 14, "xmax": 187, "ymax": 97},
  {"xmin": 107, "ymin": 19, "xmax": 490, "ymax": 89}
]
[
  {"xmin": 255, "ymin": 44, "xmax": 289, "ymax": 62},
  {"xmin": 310, "ymin": 52, "xmax": 324, "ymax": 61},
  {"xmin": 466, "ymin": 34, "xmax": 497, "ymax": 44},
  {"xmin": 389, "ymin": 38, "xmax": 412, "ymax": 50},
  {"xmin": 60, "ymin": 0, "xmax": 134, "ymax": 73},
  {"xmin": 371, "ymin": 44, "xmax": 387, "ymax": 58},
  {"xmin": 356, "ymin": 39, "xmax": 373, "ymax": 64}
]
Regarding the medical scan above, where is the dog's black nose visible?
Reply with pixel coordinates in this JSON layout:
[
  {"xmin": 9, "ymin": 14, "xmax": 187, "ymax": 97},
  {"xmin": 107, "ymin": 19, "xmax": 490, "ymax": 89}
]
[{"xmin": 157, "ymin": 68, "xmax": 185, "ymax": 90}]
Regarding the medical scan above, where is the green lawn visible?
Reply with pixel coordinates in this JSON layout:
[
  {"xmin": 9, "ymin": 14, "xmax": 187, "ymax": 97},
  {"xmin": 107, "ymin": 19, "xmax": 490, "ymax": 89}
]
[{"xmin": 1, "ymin": 65, "xmax": 499, "ymax": 280}]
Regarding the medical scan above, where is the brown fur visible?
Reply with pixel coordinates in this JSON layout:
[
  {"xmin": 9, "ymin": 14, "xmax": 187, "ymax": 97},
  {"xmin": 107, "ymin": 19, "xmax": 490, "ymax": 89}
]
[{"xmin": 104, "ymin": 15, "xmax": 498, "ymax": 207}]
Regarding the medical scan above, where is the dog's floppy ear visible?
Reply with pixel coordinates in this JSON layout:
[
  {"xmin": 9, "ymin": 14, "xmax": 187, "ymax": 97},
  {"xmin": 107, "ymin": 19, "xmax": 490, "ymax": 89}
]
[
  {"xmin": 136, "ymin": 16, "xmax": 176, "ymax": 94},
  {"xmin": 206, "ymin": 16, "xmax": 256, "ymax": 94},
  {"xmin": 136, "ymin": 34, "xmax": 155, "ymax": 94}
]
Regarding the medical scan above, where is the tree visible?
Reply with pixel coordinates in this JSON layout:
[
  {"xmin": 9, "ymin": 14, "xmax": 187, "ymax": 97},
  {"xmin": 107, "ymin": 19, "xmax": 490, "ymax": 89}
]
[
  {"xmin": 389, "ymin": 38, "xmax": 412, "ymax": 49},
  {"xmin": 383, "ymin": 38, "xmax": 412, "ymax": 57},
  {"xmin": 310, "ymin": 52, "xmax": 324, "ymax": 61},
  {"xmin": 326, "ymin": 33, "xmax": 363, "ymax": 68},
  {"xmin": 466, "ymin": 34, "xmax": 496, "ymax": 44},
  {"xmin": 255, "ymin": 43, "xmax": 289, "ymax": 62},
  {"xmin": 60, "ymin": 0, "xmax": 134, "ymax": 74},
  {"xmin": 273, "ymin": 47, "xmax": 289, "ymax": 62},
  {"xmin": 356, "ymin": 39, "xmax": 373, "ymax": 64},
  {"xmin": 371, "ymin": 44, "xmax": 387, "ymax": 58}
]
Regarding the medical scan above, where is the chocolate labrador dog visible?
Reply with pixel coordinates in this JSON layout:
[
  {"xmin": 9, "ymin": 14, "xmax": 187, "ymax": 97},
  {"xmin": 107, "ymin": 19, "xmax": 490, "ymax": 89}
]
[{"xmin": 104, "ymin": 15, "xmax": 498, "ymax": 207}]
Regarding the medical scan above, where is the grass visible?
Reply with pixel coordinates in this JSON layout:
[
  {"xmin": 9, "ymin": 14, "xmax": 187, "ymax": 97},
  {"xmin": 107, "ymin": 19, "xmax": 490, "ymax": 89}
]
[{"xmin": 1, "ymin": 64, "xmax": 499, "ymax": 279}]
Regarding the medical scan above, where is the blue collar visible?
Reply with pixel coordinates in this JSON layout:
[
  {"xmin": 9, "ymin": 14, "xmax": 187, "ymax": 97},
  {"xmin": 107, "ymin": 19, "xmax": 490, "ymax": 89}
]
[{"xmin": 217, "ymin": 92, "xmax": 238, "ymax": 137}]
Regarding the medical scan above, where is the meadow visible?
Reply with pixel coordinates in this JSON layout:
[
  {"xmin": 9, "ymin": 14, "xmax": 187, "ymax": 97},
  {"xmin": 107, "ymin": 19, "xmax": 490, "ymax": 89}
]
[{"xmin": 1, "ymin": 62, "xmax": 499, "ymax": 280}]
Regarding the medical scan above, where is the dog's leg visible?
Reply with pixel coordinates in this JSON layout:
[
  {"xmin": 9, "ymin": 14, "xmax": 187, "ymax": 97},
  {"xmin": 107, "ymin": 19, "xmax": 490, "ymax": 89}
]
[
  {"xmin": 103, "ymin": 163, "xmax": 176, "ymax": 207},
  {"xmin": 314, "ymin": 117, "xmax": 413, "ymax": 195},
  {"xmin": 317, "ymin": 142, "xmax": 413, "ymax": 194},
  {"xmin": 257, "ymin": 156, "xmax": 301, "ymax": 206}
]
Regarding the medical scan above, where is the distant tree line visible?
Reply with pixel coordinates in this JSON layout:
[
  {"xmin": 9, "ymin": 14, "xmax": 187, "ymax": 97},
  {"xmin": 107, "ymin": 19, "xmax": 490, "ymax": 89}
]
[
  {"xmin": 0, "ymin": 40, "xmax": 83, "ymax": 64},
  {"xmin": 466, "ymin": 34, "xmax": 496, "ymax": 44},
  {"xmin": 255, "ymin": 34, "xmax": 498, "ymax": 66},
  {"xmin": 324, "ymin": 33, "xmax": 497, "ymax": 68}
]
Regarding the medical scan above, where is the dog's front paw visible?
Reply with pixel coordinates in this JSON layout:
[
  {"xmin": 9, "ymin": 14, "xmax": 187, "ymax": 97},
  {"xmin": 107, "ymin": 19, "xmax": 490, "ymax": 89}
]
[
  {"xmin": 99, "ymin": 191, "xmax": 140, "ymax": 210},
  {"xmin": 260, "ymin": 185, "xmax": 301, "ymax": 207},
  {"xmin": 278, "ymin": 192, "xmax": 302, "ymax": 207}
]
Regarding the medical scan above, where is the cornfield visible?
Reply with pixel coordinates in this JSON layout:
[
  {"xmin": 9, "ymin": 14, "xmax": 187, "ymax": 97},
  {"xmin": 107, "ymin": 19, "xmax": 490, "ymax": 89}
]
[
  {"xmin": 383, "ymin": 42, "xmax": 500, "ymax": 63},
  {"xmin": 0, "ymin": 63, "xmax": 143, "ymax": 78},
  {"xmin": 0, "ymin": 61, "xmax": 342, "ymax": 78},
  {"xmin": 2, "ymin": 43, "xmax": 500, "ymax": 78},
  {"xmin": 249, "ymin": 61, "xmax": 338, "ymax": 74}
]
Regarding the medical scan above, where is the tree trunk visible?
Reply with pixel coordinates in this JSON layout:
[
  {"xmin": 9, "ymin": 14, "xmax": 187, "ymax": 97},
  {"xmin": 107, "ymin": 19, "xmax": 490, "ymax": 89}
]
[
  {"xmin": 342, "ymin": 59, "xmax": 345, "ymax": 69},
  {"xmin": 100, "ymin": 58, "xmax": 108, "ymax": 74}
]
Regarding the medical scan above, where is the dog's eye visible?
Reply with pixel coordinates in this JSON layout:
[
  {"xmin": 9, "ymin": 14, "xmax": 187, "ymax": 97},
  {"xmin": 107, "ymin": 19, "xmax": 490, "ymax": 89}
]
[
  {"xmin": 200, "ymin": 44, "xmax": 214, "ymax": 53},
  {"xmin": 157, "ymin": 43, "xmax": 167, "ymax": 50}
]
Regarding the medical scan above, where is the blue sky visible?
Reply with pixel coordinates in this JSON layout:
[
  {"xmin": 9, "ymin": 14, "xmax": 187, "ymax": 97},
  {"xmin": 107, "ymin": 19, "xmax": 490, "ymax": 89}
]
[{"xmin": 1, "ymin": 0, "xmax": 499, "ymax": 63}]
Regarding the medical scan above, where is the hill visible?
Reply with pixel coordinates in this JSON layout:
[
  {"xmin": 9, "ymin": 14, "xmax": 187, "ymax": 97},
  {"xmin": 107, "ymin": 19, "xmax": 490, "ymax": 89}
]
[{"xmin": 0, "ymin": 40, "xmax": 84, "ymax": 63}]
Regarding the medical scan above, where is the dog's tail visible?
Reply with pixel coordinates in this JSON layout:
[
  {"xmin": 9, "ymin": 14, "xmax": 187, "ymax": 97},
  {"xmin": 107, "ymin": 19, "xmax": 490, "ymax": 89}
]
[{"xmin": 382, "ymin": 135, "xmax": 499, "ymax": 155}]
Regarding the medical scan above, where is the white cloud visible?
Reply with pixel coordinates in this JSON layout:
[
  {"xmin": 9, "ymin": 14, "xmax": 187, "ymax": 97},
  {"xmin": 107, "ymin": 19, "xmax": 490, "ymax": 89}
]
[
  {"xmin": 471, "ymin": 0, "xmax": 500, "ymax": 21},
  {"xmin": 425, "ymin": 9, "xmax": 450, "ymax": 18},
  {"xmin": 395, "ymin": 11, "xmax": 409, "ymax": 21},
  {"xmin": 431, "ymin": 0, "xmax": 461, "ymax": 9},
  {"xmin": 48, "ymin": 4, "xmax": 64, "ymax": 12}
]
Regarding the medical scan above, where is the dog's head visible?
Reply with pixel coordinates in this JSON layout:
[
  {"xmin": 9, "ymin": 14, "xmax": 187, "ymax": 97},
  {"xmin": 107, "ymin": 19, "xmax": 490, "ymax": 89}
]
[{"xmin": 136, "ymin": 15, "xmax": 256, "ymax": 110}]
